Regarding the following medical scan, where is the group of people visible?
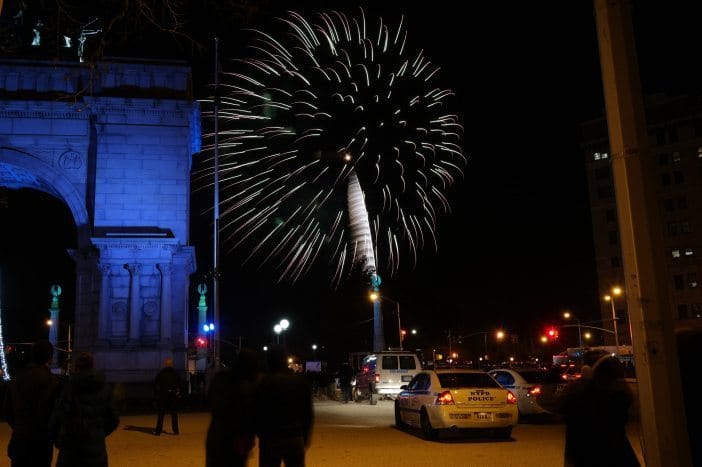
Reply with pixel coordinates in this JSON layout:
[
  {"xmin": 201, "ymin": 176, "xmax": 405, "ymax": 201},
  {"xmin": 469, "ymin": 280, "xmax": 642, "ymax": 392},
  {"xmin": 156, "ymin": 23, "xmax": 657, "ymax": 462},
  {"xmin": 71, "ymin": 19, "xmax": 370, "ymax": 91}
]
[
  {"xmin": 3, "ymin": 340, "xmax": 119, "ymax": 467},
  {"xmin": 206, "ymin": 345, "xmax": 314, "ymax": 467}
]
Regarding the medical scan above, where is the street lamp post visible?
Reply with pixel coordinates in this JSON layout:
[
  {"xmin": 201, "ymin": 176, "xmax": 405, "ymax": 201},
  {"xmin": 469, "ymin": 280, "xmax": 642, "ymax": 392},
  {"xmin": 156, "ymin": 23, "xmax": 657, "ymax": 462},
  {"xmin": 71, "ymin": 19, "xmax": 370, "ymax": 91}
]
[
  {"xmin": 563, "ymin": 311, "xmax": 583, "ymax": 349},
  {"xmin": 603, "ymin": 286, "xmax": 622, "ymax": 357},
  {"xmin": 369, "ymin": 293, "xmax": 401, "ymax": 350},
  {"xmin": 46, "ymin": 319, "xmax": 72, "ymax": 374},
  {"xmin": 273, "ymin": 319, "xmax": 290, "ymax": 346}
]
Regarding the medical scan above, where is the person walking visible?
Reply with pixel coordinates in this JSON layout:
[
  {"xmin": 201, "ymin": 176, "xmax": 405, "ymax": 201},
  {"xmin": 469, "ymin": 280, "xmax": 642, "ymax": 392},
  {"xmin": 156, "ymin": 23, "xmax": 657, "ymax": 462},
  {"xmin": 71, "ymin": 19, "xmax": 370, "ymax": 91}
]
[
  {"xmin": 206, "ymin": 348, "xmax": 261, "ymax": 467},
  {"xmin": 3, "ymin": 340, "xmax": 60, "ymax": 467},
  {"xmin": 49, "ymin": 352, "xmax": 120, "ymax": 467},
  {"xmin": 153, "ymin": 357, "xmax": 182, "ymax": 436},
  {"xmin": 255, "ymin": 345, "xmax": 314, "ymax": 467}
]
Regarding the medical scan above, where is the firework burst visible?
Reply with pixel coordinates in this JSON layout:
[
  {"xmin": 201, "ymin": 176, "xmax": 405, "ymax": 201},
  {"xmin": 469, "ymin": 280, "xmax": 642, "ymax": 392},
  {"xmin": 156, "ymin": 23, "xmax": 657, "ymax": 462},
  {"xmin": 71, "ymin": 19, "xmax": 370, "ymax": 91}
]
[{"xmin": 197, "ymin": 8, "xmax": 465, "ymax": 287}]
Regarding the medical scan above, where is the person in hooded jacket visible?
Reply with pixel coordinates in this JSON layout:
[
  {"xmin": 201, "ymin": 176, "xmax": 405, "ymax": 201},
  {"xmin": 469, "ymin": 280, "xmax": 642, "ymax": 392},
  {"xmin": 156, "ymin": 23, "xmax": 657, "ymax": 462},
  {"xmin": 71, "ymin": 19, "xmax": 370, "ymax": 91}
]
[{"xmin": 49, "ymin": 352, "xmax": 120, "ymax": 467}]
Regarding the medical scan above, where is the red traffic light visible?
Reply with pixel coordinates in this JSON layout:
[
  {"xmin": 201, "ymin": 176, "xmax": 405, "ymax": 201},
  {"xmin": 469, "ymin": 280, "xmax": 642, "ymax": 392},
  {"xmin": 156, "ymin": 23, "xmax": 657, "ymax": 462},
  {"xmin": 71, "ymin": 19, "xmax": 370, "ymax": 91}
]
[
  {"xmin": 546, "ymin": 327, "xmax": 559, "ymax": 340},
  {"xmin": 195, "ymin": 336, "xmax": 208, "ymax": 347}
]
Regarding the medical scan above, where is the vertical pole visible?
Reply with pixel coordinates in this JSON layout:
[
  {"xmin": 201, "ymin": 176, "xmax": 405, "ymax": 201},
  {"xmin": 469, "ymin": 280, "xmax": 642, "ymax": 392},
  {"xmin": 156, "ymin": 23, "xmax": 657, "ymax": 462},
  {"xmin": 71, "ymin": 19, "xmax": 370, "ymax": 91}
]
[
  {"xmin": 610, "ymin": 299, "xmax": 620, "ymax": 357},
  {"xmin": 213, "ymin": 37, "xmax": 221, "ymax": 369},
  {"xmin": 397, "ymin": 302, "xmax": 402, "ymax": 351},
  {"xmin": 483, "ymin": 333, "xmax": 487, "ymax": 360},
  {"xmin": 594, "ymin": 1, "xmax": 692, "ymax": 465},
  {"xmin": 67, "ymin": 323, "xmax": 72, "ymax": 375}
]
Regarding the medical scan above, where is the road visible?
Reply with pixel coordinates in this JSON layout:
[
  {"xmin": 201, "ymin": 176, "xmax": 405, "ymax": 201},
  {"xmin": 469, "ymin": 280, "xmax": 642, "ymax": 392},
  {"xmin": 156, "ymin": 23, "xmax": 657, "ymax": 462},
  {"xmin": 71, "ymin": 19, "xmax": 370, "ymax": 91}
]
[{"xmin": 0, "ymin": 399, "xmax": 645, "ymax": 467}]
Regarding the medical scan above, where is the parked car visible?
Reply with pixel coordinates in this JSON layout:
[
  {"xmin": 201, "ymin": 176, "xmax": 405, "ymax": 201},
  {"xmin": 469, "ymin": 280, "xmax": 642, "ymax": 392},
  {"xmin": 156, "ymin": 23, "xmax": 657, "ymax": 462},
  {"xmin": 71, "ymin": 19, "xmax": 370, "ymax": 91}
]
[
  {"xmin": 395, "ymin": 369, "xmax": 518, "ymax": 439},
  {"xmin": 488, "ymin": 367, "xmax": 565, "ymax": 416},
  {"xmin": 355, "ymin": 351, "xmax": 422, "ymax": 405}
]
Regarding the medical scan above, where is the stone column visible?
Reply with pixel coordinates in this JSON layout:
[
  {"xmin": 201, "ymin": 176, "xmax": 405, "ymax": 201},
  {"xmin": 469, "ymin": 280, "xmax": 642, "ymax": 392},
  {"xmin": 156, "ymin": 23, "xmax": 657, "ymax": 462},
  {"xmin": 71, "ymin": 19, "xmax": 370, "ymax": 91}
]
[
  {"xmin": 126, "ymin": 263, "xmax": 142, "ymax": 342},
  {"xmin": 98, "ymin": 262, "xmax": 112, "ymax": 342},
  {"xmin": 158, "ymin": 263, "xmax": 173, "ymax": 345}
]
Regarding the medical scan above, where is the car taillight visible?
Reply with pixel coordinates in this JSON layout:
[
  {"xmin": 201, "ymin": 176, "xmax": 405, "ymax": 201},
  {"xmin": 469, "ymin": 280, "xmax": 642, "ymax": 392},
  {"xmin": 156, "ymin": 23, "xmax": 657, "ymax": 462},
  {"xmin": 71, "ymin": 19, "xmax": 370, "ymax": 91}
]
[
  {"xmin": 506, "ymin": 391, "xmax": 517, "ymax": 404},
  {"xmin": 374, "ymin": 373, "xmax": 380, "ymax": 384},
  {"xmin": 528, "ymin": 386, "xmax": 541, "ymax": 397},
  {"xmin": 562, "ymin": 373, "xmax": 568, "ymax": 380},
  {"xmin": 436, "ymin": 391, "xmax": 454, "ymax": 405}
]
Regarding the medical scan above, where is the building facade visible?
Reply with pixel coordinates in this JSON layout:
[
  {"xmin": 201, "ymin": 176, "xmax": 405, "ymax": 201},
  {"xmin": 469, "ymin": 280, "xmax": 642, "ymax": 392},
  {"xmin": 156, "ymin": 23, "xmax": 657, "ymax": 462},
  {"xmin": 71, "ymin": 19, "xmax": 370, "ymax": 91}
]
[{"xmin": 582, "ymin": 93, "xmax": 702, "ymax": 344}]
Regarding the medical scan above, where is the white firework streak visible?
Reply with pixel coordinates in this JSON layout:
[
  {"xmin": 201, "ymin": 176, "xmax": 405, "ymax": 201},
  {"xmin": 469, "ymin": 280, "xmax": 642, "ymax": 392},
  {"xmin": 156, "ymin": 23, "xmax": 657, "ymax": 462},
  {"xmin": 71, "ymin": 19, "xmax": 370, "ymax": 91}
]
[{"xmin": 197, "ymin": 8, "xmax": 466, "ymax": 286}]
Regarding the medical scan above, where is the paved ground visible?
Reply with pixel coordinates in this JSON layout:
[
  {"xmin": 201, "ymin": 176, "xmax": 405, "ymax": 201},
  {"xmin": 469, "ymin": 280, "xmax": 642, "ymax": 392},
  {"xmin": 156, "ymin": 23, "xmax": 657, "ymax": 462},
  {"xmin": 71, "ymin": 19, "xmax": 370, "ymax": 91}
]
[{"xmin": 0, "ymin": 400, "xmax": 645, "ymax": 467}]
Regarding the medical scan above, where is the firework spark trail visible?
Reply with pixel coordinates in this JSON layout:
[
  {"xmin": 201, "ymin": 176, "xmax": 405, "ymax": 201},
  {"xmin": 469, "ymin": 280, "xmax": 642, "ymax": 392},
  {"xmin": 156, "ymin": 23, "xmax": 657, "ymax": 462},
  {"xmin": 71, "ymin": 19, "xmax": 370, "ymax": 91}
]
[{"xmin": 198, "ymin": 8, "xmax": 465, "ymax": 287}]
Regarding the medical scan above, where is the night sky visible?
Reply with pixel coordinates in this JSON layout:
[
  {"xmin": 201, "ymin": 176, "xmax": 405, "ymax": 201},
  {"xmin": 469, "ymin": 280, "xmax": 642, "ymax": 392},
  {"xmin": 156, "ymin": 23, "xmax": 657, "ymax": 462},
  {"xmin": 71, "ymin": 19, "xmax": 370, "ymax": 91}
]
[{"xmin": 1, "ymin": 1, "xmax": 701, "ymax": 364}]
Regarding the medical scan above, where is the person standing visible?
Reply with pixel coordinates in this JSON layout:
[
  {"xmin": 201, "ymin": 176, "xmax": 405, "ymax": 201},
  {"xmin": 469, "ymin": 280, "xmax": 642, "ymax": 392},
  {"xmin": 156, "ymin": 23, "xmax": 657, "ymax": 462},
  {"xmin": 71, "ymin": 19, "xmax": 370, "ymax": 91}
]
[
  {"xmin": 255, "ymin": 345, "xmax": 314, "ymax": 467},
  {"xmin": 3, "ymin": 340, "xmax": 60, "ymax": 467},
  {"xmin": 338, "ymin": 362, "xmax": 353, "ymax": 403},
  {"xmin": 206, "ymin": 348, "xmax": 261, "ymax": 467},
  {"xmin": 154, "ymin": 357, "xmax": 181, "ymax": 435},
  {"xmin": 49, "ymin": 352, "xmax": 119, "ymax": 467}
]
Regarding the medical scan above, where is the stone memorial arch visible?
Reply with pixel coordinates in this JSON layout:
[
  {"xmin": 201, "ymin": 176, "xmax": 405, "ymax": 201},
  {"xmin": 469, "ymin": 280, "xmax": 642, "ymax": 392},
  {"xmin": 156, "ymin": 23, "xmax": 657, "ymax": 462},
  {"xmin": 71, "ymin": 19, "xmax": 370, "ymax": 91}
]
[{"xmin": 0, "ymin": 59, "xmax": 199, "ymax": 382}]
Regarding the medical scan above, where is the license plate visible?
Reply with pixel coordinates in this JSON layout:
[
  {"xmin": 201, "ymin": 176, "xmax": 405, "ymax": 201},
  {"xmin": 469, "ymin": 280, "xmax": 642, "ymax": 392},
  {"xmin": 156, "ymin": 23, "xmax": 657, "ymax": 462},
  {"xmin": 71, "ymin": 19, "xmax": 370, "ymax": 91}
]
[
  {"xmin": 449, "ymin": 413, "xmax": 469, "ymax": 419},
  {"xmin": 474, "ymin": 412, "xmax": 491, "ymax": 421},
  {"xmin": 401, "ymin": 375, "xmax": 413, "ymax": 382}
]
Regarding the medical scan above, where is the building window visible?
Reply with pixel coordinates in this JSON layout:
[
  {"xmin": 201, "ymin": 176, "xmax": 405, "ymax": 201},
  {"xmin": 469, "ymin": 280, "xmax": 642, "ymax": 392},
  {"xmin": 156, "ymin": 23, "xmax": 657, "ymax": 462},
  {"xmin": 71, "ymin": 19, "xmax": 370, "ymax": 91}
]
[
  {"xmin": 661, "ymin": 173, "xmax": 671, "ymax": 186},
  {"xmin": 692, "ymin": 304, "xmax": 702, "ymax": 319},
  {"xmin": 597, "ymin": 186, "xmax": 614, "ymax": 199},
  {"xmin": 658, "ymin": 153, "xmax": 669, "ymax": 166},
  {"xmin": 672, "ymin": 249, "xmax": 681, "ymax": 258},
  {"xmin": 674, "ymin": 274, "xmax": 685, "ymax": 290},
  {"xmin": 668, "ymin": 222, "xmax": 679, "ymax": 235},
  {"xmin": 594, "ymin": 152, "xmax": 609, "ymax": 161},
  {"xmin": 687, "ymin": 273, "xmax": 698, "ymax": 288},
  {"xmin": 606, "ymin": 209, "xmax": 616, "ymax": 222},
  {"xmin": 664, "ymin": 198, "xmax": 675, "ymax": 212},
  {"xmin": 696, "ymin": 123, "xmax": 702, "ymax": 137},
  {"xmin": 608, "ymin": 231, "xmax": 619, "ymax": 245},
  {"xmin": 656, "ymin": 131, "xmax": 666, "ymax": 145},
  {"xmin": 678, "ymin": 304, "xmax": 688, "ymax": 320},
  {"xmin": 685, "ymin": 248, "xmax": 694, "ymax": 257},
  {"xmin": 594, "ymin": 167, "xmax": 611, "ymax": 180},
  {"xmin": 681, "ymin": 221, "xmax": 691, "ymax": 233},
  {"xmin": 674, "ymin": 171, "xmax": 685, "ymax": 184},
  {"xmin": 672, "ymin": 151, "xmax": 681, "ymax": 164},
  {"xmin": 698, "ymin": 146, "xmax": 702, "ymax": 158},
  {"xmin": 669, "ymin": 128, "xmax": 678, "ymax": 143},
  {"xmin": 677, "ymin": 197, "xmax": 688, "ymax": 209}
]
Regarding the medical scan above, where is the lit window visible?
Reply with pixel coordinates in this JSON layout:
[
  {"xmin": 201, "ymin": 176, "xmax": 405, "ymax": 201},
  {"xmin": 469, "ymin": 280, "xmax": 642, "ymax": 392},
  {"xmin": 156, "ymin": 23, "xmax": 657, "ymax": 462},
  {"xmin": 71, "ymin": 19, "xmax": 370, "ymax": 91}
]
[
  {"xmin": 698, "ymin": 146, "xmax": 702, "ymax": 158},
  {"xmin": 594, "ymin": 152, "xmax": 609, "ymax": 160},
  {"xmin": 684, "ymin": 248, "xmax": 694, "ymax": 257},
  {"xmin": 672, "ymin": 151, "xmax": 681, "ymax": 163},
  {"xmin": 692, "ymin": 304, "xmax": 702, "ymax": 319},
  {"xmin": 672, "ymin": 250, "xmax": 681, "ymax": 258},
  {"xmin": 687, "ymin": 273, "xmax": 698, "ymax": 288}
]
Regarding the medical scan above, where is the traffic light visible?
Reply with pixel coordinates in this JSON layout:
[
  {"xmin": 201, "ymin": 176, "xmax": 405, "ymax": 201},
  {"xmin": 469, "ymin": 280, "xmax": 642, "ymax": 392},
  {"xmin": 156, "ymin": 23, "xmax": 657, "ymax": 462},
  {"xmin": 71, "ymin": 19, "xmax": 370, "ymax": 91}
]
[
  {"xmin": 546, "ymin": 327, "xmax": 559, "ymax": 341},
  {"xmin": 195, "ymin": 336, "xmax": 208, "ymax": 348}
]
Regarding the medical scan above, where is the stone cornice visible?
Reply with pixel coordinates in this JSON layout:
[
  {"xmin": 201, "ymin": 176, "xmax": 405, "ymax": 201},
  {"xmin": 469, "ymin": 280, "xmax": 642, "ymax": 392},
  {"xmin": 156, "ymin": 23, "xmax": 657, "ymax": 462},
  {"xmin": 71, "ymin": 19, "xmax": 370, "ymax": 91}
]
[
  {"xmin": 92, "ymin": 237, "xmax": 180, "ymax": 252},
  {"xmin": 0, "ymin": 109, "xmax": 89, "ymax": 120}
]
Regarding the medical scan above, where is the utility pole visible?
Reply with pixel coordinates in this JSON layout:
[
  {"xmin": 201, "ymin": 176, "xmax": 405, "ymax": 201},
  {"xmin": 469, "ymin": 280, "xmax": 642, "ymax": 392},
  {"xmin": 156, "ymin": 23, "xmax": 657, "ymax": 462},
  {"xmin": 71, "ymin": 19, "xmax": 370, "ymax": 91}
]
[
  {"xmin": 212, "ymin": 37, "xmax": 222, "ymax": 369},
  {"xmin": 594, "ymin": 1, "xmax": 692, "ymax": 465}
]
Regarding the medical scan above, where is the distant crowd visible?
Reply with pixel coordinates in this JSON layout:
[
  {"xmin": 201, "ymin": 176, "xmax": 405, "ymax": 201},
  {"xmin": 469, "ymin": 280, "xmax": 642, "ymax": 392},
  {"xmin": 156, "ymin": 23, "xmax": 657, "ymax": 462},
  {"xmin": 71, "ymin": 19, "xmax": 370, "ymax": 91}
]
[{"xmin": 3, "ymin": 341, "xmax": 314, "ymax": 467}]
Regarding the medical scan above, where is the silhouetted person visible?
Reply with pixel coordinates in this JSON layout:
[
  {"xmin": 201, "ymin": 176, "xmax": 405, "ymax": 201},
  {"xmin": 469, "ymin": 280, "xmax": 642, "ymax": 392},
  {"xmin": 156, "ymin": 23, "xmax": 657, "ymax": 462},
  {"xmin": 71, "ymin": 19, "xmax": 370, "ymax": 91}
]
[
  {"xmin": 154, "ymin": 357, "xmax": 181, "ymax": 435},
  {"xmin": 49, "ymin": 352, "xmax": 119, "ymax": 467},
  {"xmin": 255, "ymin": 345, "xmax": 313, "ymax": 467},
  {"xmin": 206, "ymin": 348, "xmax": 261, "ymax": 467},
  {"xmin": 3, "ymin": 340, "xmax": 60, "ymax": 467},
  {"xmin": 338, "ymin": 363, "xmax": 353, "ymax": 403},
  {"xmin": 561, "ymin": 354, "xmax": 639, "ymax": 467}
]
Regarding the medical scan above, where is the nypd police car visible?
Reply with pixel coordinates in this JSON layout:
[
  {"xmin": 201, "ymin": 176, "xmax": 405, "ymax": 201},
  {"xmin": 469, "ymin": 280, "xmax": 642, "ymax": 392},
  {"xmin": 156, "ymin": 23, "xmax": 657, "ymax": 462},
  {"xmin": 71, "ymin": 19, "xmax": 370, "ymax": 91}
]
[{"xmin": 394, "ymin": 369, "xmax": 518, "ymax": 439}]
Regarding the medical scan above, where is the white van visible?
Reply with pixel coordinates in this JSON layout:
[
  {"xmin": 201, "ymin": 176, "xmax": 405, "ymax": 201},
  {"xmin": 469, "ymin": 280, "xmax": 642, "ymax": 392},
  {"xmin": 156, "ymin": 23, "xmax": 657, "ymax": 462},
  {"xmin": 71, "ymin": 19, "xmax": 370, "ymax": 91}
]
[{"xmin": 354, "ymin": 351, "xmax": 422, "ymax": 405}]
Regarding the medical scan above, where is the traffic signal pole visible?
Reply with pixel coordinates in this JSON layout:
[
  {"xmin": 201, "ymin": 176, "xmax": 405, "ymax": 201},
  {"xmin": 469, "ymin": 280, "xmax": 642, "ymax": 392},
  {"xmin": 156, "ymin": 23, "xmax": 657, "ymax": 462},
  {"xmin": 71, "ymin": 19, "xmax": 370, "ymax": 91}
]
[{"xmin": 594, "ymin": 1, "xmax": 692, "ymax": 465}]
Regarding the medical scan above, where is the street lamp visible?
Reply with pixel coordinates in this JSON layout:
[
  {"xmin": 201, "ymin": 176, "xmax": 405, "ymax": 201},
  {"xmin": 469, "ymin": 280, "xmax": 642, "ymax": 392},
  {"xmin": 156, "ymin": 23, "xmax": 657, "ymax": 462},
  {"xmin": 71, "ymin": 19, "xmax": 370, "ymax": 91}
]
[
  {"xmin": 563, "ymin": 311, "xmax": 583, "ymax": 349},
  {"xmin": 369, "ymin": 293, "xmax": 402, "ymax": 350},
  {"xmin": 46, "ymin": 319, "xmax": 72, "ymax": 373},
  {"xmin": 274, "ymin": 319, "xmax": 290, "ymax": 345},
  {"xmin": 603, "ymin": 286, "xmax": 622, "ymax": 357}
]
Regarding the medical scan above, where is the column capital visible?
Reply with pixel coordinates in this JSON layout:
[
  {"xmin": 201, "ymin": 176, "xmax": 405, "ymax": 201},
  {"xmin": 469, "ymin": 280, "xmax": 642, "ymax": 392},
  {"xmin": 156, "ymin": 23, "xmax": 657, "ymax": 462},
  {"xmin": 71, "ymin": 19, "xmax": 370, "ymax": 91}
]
[
  {"xmin": 98, "ymin": 262, "xmax": 113, "ymax": 275},
  {"xmin": 157, "ymin": 263, "xmax": 174, "ymax": 276},
  {"xmin": 125, "ymin": 263, "xmax": 142, "ymax": 275}
]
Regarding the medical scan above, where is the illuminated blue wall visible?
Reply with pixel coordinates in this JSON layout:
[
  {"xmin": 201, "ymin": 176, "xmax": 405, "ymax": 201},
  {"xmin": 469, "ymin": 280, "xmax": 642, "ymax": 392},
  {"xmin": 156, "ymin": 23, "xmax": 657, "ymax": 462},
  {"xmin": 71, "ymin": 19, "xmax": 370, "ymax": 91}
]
[{"xmin": 0, "ymin": 60, "xmax": 200, "ymax": 382}]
